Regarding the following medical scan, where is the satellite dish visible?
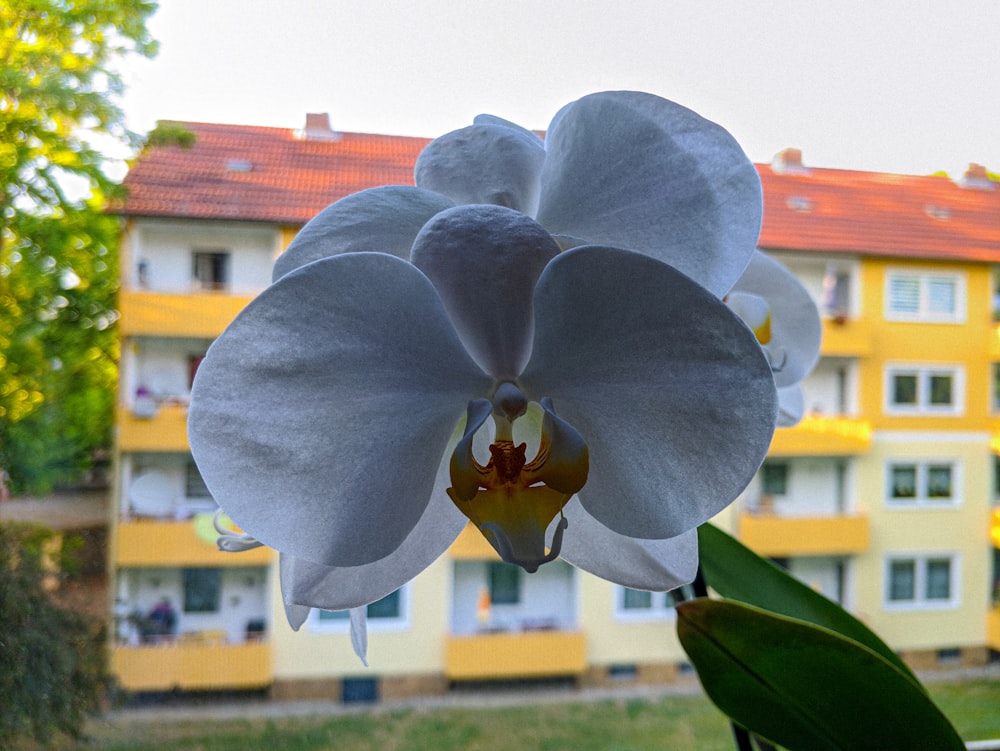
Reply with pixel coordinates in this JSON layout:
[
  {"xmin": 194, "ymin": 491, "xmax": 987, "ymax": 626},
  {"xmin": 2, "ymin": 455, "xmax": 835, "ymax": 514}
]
[{"xmin": 129, "ymin": 471, "xmax": 177, "ymax": 517}]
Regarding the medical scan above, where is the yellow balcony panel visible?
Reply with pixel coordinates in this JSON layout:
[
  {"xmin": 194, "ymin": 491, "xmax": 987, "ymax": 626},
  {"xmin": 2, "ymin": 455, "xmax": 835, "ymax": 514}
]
[
  {"xmin": 119, "ymin": 289, "xmax": 253, "ymax": 338},
  {"xmin": 448, "ymin": 523, "xmax": 501, "ymax": 561},
  {"xmin": 446, "ymin": 630, "xmax": 586, "ymax": 680},
  {"xmin": 738, "ymin": 513, "xmax": 870, "ymax": 557},
  {"xmin": 991, "ymin": 325, "xmax": 1000, "ymax": 360},
  {"xmin": 820, "ymin": 317, "xmax": 872, "ymax": 357},
  {"xmin": 111, "ymin": 641, "xmax": 271, "ymax": 692},
  {"xmin": 988, "ymin": 609, "xmax": 1000, "ymax": 652},
  {"xmin": 769, "ymin": 415, "xmax": 872, "ymax": 456},
  {"xmin": 117, "ymin": 404, "xmax": 190, "ymax": 452},
  {"xmin": 116, "ymin": 519, "xmax": 274, "ymax": 566}
]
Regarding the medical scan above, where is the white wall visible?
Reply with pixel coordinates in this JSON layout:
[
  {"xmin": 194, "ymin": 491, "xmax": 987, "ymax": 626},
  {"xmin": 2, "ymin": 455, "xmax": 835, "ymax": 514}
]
[
  {"xmin": 128, "ymin": 337, "xmax": 213, "ymax": 403},
  {"xmin": 116, "ymin": 565, "xmax": 268, "ymax": 643},
  {"xmin": 130, "ymin": 220, "xmax": 279, "ymax": 294},
  {"xmin": 801, "ymin": 357, "xmax": 860, "ymax": 416},
  {"xmin": 451, "ymin": 560, "xmax": 577, "ymax": 635},
  {"xmin": 746, "ymin": 457, "xmax": 854, "ymax": 516}
]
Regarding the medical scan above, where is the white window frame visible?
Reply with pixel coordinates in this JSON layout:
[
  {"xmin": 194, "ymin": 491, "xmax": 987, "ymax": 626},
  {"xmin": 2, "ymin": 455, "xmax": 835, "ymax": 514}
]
[
  {"xmin": 613, "ymin": 585, "xmax": 691, "ymax": 622},
  {"xmin": 885, "ymin": 460, "xmax": 960, "ymax": 508},
  {"xmin": 884, "ymin": 364, "xmax": 964, "ymax": 416},
  {"xmin": 884, "ymin": 554, "xmax": 959, "ymax": 610},
  {"xmin": 308, "ymin": 584, "xmax": 411, "ymax": 633},
  {"xmin": 884, "ymin": 269, "xmax": 966, "ymax": 323}
]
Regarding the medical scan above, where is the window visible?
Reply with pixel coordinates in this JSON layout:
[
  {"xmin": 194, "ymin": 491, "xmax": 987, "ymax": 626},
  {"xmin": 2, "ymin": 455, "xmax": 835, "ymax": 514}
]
[
  {"xmin": 887, "ymin": 462, "xmax": 957, "ymax": 506},
  {"xmin": 615, "ymin": 584, "xmax": 695, "ymax": 621},
  {"xmin": 885, "ymin": 271, "xmax": 964, "ymax": 323},
  {"xmin": 822, "ymin": 266, "xmax": 852, "ymax": 319},
  {"xmin": 313, "ymin": 587, "xmax": 409, "ymax": 631},
  {"xmin": 885, "ymin": 366, "xmax": 963, "ymax": 415},
  {"xmin": 885, "ymin": 555, "xmax": 957, "ymax": 608},
  {"xmin": 185, "ymin": 461, "xmax": 212, "ymax": 499},
  {"xmin": 488, "ymin": 562, "xmax": 521, "ymax": 605},
  {"xmin": 192, "ymin": 250, "xmax": 230, "ymax": 290},
  {"xmin": 183, "ymin": 567, "xmax": 222, "ymax": 613},
  {"xmin": 761, "ymin": 462, "xmax": 789, "ymax": 496}
]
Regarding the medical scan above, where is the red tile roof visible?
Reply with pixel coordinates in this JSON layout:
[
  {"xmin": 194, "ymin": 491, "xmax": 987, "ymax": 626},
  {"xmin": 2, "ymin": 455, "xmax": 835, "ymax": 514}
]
[
  {"xmin": 115, "ymin": 121, "xmax": 430, "ymax": 225},
  {"xmin": 758, "ymin": 164, "xmax": 1000, "ymax": 262},
  {"xmin": 116, "ymin": 121, "xmax": 1000, "ymax": 262}
]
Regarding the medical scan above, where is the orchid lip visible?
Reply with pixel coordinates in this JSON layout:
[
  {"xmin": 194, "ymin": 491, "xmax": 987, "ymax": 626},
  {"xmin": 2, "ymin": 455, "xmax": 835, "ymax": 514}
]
[{"xmin": 447, "ymin": 385, "xmax": 589, "ymax": 573}]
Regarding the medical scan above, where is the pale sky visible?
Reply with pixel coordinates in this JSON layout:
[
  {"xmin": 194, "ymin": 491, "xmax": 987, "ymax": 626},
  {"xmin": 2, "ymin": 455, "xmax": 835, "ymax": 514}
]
[{"xmin": 117, "ymin": 0, "xmax": 999, "ymax": 179}]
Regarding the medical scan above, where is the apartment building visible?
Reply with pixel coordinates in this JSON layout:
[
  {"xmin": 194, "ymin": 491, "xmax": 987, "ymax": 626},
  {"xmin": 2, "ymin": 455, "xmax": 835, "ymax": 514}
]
[{"xmin": 108, "ymin": 118, "xmax": 1000, "ymax": 699}]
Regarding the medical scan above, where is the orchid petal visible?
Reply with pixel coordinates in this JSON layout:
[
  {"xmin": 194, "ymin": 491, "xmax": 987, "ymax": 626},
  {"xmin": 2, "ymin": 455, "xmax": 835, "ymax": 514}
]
[
  {"xmin": 520, "ymin": 246, "xmax": 777, "ymax": 540},
  {"xmin": 272, "ymin": 186, "xmax": 453, "ymax": 281},
  {"xmin": 349, "ymin": 608, "xmax": 369, "ymax": 666},
  {"xmin": 729, "ymin": 251, "xmax": 822, "ymax": 387},
  {"xmin": 278, "ymin": 557, "xmax": 312, "ymax": 631},
  {"xmin": 777, "ymin": 384, "xmax": 806, "ymax": 427},
  {"xmin": 415, "ymin": 122, "xmax": 545, "ymax": 215},
  {"xmin": 410, "ymin": 205, "xmax": 559, "ymax": 380},
  {"xmin": 278, "ymin": 456, "xmax": 468, "ymax": 611},
  {"xmin": 188, "ymin": 252, "xmax": 491, "ymax": 567},
  {"xmin": 556, "ymin": 498, "xmax": 699, "ymax": 592},
  {"xmin": 536, "ymin": 91, "xmax": 762, "ymax": 297}
]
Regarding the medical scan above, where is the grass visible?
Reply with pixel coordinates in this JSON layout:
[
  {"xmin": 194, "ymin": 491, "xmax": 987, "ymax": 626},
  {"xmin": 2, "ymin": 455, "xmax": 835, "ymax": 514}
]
[{"xmin": 30, "ymin": 678, "xmax": 1000, "ymax": 750}]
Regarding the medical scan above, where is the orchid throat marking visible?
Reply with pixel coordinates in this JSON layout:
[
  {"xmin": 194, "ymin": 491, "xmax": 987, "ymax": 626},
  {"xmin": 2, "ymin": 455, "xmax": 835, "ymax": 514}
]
[{"xmin": 446, "ymin": 382, "xmax": 589, "ymax": 573}]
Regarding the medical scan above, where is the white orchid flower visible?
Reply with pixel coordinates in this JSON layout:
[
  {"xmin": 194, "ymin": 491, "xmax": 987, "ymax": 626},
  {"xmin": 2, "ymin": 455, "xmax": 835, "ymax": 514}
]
[
  {"xmin": 726, "ymin": 250, "xmax": 823, "ymax": 426},
  {"xmin": 188, "ymin": 91, "xmax": 778, "ymax": 663}
]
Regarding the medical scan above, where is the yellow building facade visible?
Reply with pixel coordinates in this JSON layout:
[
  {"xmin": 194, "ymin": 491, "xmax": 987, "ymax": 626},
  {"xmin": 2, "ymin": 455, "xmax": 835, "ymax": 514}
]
[{"xmin": 109, "ymin": 122, "xmax": 1000, "ymax": 698}]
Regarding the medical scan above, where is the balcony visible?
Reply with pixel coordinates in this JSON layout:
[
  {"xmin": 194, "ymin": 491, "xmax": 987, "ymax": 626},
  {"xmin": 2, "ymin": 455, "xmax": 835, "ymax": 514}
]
[
  {"xmin": 117, "ymin": 403, "xmax": 191, "ymax": 452},
  {"xmin": 116, "ymin": 519, "xmax": 274, "ymax": 567},
  {"xmin": 988, "ymin": 609, "xmax": 1000, "ymax": 652},
  {"xmin": 448, "ymin": 523, "xmax": 501, "ymax": 561},
  {"xmin": 111, "ymin": 640, "xmax": 271, "ymax": 692},
  {"xmin": 820, "ymin": 317, "xmax": 872, "ymax": 357},
  {"xmin": 445, "ymin": 630, "xmax": 587, "ymax": 681},
  {"xmin": 738, "ymin": 513, "xmax": 870, "ymax": 557},
  {"xmin": 769, "ymin": 415, "xmax": 872, "ymax": 456},
  {"xmin": 119, "ymin": 289, "xmax": 253, "ymax": 339}
]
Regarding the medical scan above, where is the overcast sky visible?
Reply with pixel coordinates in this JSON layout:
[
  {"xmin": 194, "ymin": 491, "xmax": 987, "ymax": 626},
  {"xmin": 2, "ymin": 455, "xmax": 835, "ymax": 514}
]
[{"xmin": 117, "ymin": 0, "xmax": 999, "ymax": 178}]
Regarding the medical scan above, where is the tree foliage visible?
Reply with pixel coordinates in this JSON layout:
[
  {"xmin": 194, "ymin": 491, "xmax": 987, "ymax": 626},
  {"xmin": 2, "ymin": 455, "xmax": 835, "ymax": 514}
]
[
  {"xmin": 0, "ymin": 521, "xmax": 107, "ymax": 745},
  {"xmin": 0, "ymin": 0, "xmax": 158, "ymax": 493}
]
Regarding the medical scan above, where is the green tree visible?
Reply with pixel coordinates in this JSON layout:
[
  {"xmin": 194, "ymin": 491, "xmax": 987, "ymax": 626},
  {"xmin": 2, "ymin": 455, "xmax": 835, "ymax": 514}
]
[
  {"xmin": 0, "ymin": 521, "xmax": 107, "ymax": 745},
  {"xmin": 0, "ymin": 0, "xmax": 158, "ymax": 493}
]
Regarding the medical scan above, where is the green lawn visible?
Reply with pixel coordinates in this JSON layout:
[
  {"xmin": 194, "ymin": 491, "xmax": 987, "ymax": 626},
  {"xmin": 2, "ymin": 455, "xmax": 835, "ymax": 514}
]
[{"xmin": 36, "ymin": 679, "xmax": 1000, "ymax": 750}]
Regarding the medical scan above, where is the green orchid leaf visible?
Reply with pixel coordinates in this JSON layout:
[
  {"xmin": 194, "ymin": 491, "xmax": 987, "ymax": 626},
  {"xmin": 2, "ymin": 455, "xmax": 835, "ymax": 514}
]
[
  {"xmin": 697, "ymin": 523, "xmax": 919, "ymax": 684},
  {"xmin": 677, "ymin": 599, "xmax": 966, "ymax": 751}
]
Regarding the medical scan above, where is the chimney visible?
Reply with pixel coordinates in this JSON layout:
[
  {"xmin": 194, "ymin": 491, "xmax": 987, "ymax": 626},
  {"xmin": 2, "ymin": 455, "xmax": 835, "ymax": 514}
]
[
  {"xmin": 772, "ymin": 148, "xmax": 808, "ymax": 174},
  {"xmin": 961, "ymin": 163, "xmax": 995, "ymax": 190},
  {"xmin": 301, "ymin": 112, "xmax": 340, "ymax": 141}
]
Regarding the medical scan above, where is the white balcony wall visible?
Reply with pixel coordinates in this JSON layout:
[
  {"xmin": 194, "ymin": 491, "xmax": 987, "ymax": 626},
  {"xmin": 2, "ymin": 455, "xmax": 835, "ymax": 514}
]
[
  {"xmin": 126, "ymin": 337, "xmax": 212, "ymax": 405},
  {"xmin": 747, "ymin": 458, "xmax": 855, "ymax": 517},
  {"xmin": 787, "ymin": 557, "xmax": 850, "ymax": 607},
  {"xmin": 768, "ymin": 251, "xmax": 860, "ymax": 319},
  {"xmin": 115, "ymin": 566, "xmax": 268, "ymax": 644},
  {"xmin": 451, "ymin": 560, "xmax": 577, "ymax": 635},
  {"xmin": 800, "ymin": 357, "xmax": 860, "ymax": 416},
  {"xmin": 129, "ymin": 220, "xmax": 278, "ymax": 294},
  {"xmin": 121, "ymin": 452, "xmax": 216, "ymax": 519}
]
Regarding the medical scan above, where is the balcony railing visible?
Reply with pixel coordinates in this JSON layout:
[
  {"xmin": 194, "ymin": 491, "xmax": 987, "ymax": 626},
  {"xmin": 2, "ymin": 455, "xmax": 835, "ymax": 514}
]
[
  {"xmin": 987, "ymin": 609, "xmax": 1000, "ymax": 652},
  {"xmin": 116, "ymin": 519, "xmax": 274, "ymax": 566},
  {"xmin": 820, "ymin": 317, "xmax": 872, "ymax": 357},
  {"xmin": 769, "ymin": 415, "xmax": 872, "ymax": 456},
  {"xmin": 738, "ymin": 512, "xmax": 870, "ymax": 557},
  {"xmin": 445, "ymin": 630, "xmax": 587, "ymax": 681},
  {"xmin": 117, "ymin": 403, "xmax": 191, "ymax": 452},
  {"xmin": 119, "ymin": 289, "xmax": 253, "ymax": 339},
  {"xmin": 111, "ymin": 639, "xmax": 271, "ymax": 692}
]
